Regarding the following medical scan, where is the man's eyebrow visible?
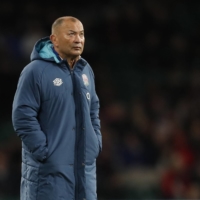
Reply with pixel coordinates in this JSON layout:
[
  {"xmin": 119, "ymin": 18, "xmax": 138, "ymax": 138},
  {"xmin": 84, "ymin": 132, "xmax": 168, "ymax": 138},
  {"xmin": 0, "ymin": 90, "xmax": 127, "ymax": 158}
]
[{"xmin": 68, "ymin": 30, "xmax": 84, "ymax": 33}]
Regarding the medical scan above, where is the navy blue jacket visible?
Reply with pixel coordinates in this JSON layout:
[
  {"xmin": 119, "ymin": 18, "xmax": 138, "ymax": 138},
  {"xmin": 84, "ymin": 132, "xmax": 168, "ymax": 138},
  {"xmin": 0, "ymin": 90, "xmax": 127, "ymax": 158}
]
[{"xmin": 12, "ymin": 37, "xmax": 102, "ymax": 200}]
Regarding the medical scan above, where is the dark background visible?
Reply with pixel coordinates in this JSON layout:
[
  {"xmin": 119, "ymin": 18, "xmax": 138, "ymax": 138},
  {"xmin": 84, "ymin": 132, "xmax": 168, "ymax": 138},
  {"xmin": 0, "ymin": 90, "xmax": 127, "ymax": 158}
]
[{"xmin": 1, "ymin": 0, "xmax": 200, "ymax": 199}]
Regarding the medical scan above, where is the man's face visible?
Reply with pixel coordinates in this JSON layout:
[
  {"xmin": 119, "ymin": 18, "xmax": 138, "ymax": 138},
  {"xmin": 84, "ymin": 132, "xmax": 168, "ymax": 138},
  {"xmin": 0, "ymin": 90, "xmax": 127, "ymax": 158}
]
[{"xmin": 53, "ymin": 20, "xmax": 85, "ymax": 59}]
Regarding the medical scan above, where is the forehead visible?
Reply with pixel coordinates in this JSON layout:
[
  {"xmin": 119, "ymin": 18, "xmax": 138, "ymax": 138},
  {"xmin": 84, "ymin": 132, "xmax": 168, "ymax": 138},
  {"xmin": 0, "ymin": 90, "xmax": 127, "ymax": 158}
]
[{"xmin": 60, "ymin": 20, "xmax": 84, "ymax": 32}]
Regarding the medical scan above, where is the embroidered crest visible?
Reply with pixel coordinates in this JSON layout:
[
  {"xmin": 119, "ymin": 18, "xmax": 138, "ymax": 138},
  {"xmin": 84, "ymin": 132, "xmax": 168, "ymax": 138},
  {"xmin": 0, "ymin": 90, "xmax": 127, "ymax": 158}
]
[
  {"xmin": 82, "ymin": 74, "xmax": 89, "ymax": 86},
  {"xmin": 53, "ymin": 78, "xmax": 63, "ymax": 86}
]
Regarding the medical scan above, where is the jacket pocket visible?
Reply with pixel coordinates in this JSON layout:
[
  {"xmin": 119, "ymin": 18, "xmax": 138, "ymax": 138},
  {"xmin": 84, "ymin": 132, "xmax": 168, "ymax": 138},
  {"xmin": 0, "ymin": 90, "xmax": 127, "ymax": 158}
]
[
  {"xmin": 37, "ymin": 175, "xmax": 55, "ymax": 200},
  {"xmin": 37, "ymin": 164, "xmax": 75, "ymax": 200},
  {"xmin": 85, "ymin": 127, "xmax": 100, "ymax": 164}
]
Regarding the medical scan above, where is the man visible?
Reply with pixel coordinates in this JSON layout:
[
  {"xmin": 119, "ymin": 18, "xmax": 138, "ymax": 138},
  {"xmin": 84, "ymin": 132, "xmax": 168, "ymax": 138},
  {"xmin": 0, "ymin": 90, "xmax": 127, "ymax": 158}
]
[{"xmin": 12, "ymin": 16, "xmax": 102, "ymax": 200}]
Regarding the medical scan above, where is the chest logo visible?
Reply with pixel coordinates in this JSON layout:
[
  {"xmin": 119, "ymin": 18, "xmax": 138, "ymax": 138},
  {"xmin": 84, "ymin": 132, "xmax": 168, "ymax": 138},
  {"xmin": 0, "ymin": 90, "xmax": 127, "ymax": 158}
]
[
  {"xmin": 82, "ymin": 74, "xmax": 89, "ymax": 86},
  {"xmin": 53, "ymin": 78, "xmax": 63, "ymax": 86},
  {"xmin": 86, "ymin": 92, "xmax": 90, "ymax": 100}
]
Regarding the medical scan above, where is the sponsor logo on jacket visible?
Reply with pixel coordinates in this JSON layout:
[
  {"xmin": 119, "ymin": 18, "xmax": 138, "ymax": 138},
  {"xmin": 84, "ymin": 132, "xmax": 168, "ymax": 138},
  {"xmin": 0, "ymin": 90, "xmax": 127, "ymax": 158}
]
[{"xmin": 53, "ymin": 78, "xmax": 63, "ymax": 86}]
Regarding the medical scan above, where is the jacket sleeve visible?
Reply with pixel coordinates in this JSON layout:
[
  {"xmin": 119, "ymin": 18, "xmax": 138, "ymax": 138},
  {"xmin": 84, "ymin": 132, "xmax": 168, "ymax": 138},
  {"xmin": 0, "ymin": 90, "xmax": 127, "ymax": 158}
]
[
  {"xmin": 89, "ymin": 68, "xmax": 102, "ymax": 152},
  {"xmin": 12, "ymin": 65, "xmax": 48, "ymax": 161},
  {"xmin": 90, "ymin": 93, "xmax": 102, "ymax": 152}
]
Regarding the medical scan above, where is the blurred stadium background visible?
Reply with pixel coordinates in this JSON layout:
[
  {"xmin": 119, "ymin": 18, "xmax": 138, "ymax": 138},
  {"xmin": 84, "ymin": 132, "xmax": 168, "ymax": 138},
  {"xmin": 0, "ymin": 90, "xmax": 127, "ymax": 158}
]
[{"xmin": 1, "ymin": 0, "xmax": 200, "ymax": 199}]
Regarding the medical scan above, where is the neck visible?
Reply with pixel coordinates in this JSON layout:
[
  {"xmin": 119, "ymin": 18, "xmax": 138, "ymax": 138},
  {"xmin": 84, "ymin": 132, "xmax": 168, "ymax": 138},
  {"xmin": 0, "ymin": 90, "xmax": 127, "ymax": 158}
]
[
  {"xmin": 66, "ymin": 56, "xmax": 80, "ymax": 69},
  {"xmin": 52, "ymin": 47, "xmax": 80, "ymax": 69}
]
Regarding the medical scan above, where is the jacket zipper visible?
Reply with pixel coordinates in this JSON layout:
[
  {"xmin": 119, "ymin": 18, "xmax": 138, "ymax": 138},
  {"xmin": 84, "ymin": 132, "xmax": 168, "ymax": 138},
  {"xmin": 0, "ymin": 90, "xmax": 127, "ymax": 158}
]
[
  {"xmin": 70, "ymin": 67, "xmax": 79, "ymax": 200},
  {"xmin": 69, "ymin": 61, "xmax": 86, "ymax": 199}
]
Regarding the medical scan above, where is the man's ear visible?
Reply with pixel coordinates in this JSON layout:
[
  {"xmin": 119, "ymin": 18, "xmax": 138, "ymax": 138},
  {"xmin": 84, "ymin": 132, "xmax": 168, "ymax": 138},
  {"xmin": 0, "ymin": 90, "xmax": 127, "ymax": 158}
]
[{"xmin": 50, "ymin": 34, "xmax": 58, "ymax": 47}]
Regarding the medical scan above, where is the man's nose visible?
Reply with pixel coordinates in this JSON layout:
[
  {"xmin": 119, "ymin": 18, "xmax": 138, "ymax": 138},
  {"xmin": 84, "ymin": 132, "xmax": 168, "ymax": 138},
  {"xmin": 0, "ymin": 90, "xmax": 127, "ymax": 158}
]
[{"xmin": 74, "ymin": 34, "xmax": 82, "ymax": 42}]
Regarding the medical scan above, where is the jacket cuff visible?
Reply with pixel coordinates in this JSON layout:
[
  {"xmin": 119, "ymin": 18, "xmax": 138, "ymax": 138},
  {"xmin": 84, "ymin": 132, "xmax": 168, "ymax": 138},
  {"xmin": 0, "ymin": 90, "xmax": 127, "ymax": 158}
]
[{"xmin": 32, "ymin": 145, "xmax": 48, "ymax": 162}]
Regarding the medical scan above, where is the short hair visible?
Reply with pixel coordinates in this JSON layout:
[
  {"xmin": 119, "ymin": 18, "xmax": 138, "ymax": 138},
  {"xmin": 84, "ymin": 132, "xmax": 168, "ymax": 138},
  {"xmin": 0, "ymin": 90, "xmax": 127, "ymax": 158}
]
[{"xmin": 51, "ymin": 16, "xmax": 80, "ymax": 34}]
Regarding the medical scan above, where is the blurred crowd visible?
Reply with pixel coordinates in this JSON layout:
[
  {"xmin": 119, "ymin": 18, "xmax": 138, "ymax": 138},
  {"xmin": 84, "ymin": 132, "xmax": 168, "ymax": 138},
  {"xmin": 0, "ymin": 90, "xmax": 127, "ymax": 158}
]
[{"xmin": 1, "ymin": 0, "xmax": 200, "ymax": 199}]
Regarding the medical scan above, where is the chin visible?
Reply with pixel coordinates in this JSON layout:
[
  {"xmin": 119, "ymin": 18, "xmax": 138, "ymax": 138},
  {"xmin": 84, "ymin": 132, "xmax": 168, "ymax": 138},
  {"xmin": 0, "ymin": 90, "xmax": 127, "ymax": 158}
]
[
  {"xmin": 70, "ymin": 54, "xmax": 80, "ymax": 60},
  {"xmin": 73, "ymin": 52, "xmax": 82, "ymax": 56}
]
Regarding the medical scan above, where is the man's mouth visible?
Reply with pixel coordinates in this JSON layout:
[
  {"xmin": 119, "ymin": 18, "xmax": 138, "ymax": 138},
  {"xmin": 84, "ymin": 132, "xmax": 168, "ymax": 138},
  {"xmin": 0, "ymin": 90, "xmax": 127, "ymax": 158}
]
[{"xmin": 73, "ymin": 47, "xmax": 81, "ymax": 50}]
